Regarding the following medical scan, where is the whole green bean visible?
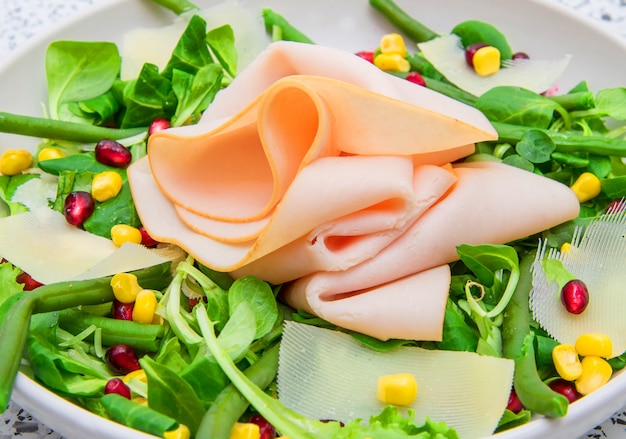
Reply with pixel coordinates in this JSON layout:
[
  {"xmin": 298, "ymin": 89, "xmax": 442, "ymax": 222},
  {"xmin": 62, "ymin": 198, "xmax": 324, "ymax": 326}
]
[
  {"xmin": 494, "ymin": 121, "xmax": 626, "ymax": 156},
  {"xmin": 0, "ymin": 262, "xmax": 172, "ymax": 412},
  {"xmin": 369, "ymin": 0, "xmax": 438, "ymax": 43},
  {"xmin": 101, "ymin": 393, "xmax": 178, "ymax": 437},
  {"xmin": 58, "ymin": 309, "xmax": 165, "ymax": 352},
  {"xmin": 196, "ymin": 343, "xmax": 280, "ymax": 439},
  {"xmin": 0, "ymin": 112, "xmax": 146, "ymax": 143},
  {"xmin": 262, "ymin": 9, "xmax": 314, "ymax": 44},
  {"xmin": 150, "ymin": 0, "xmax": 199, "ymax": 15},
  {"xmin": 502, "ymin": 251, "xmax": 568, "ymax": 418}
]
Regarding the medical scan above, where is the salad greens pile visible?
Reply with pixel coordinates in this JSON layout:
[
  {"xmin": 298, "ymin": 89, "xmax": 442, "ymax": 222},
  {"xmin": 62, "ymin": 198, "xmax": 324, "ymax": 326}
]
[{"xmin": 0, "ymin": 0, "xmax": 625, "ymax": 438}]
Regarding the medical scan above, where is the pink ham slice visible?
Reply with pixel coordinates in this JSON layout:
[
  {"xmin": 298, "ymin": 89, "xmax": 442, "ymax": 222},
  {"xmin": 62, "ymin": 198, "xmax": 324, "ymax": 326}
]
[
  {"xmin": 278, "ymin": 161, "xmax": 580, "ymax": 340},
  {"xmin": 127, "ymin": 40, "xmax": 581, "ymax": 341},
  {"xmin": 285, "ymin": 265, "xmax": 452, "ymax": 341},
  {"xmin": 130, "ymin": 155, "xmax": 456, "ymax": 270},
  {"xmin": 130, "ymin": 41, "xmax": 498, "ymax": 272}
]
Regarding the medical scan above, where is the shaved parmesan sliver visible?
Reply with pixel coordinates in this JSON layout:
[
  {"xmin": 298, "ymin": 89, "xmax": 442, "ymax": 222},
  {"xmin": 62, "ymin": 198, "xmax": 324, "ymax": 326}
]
[
  {"xmin": 277, "ymin": 321, "xmax": 514, "ymax": 439},
  {"xmin": 530, "ymin": 210, "xmax": 626, "ymax": 358},
  {"xmin": 11, "ymin": 173, "xmax": 57, "ymax": 211},
  {"xmin": 418, "ymin": 34, "xmax": 571, "ymax": 97},
  {"xmin": 120, "ymin": 0, "xmax": 267, "ymax": 80},
  {"xmin": 0, "ymin": 208, "xmax": 172, "ymax": 284}
]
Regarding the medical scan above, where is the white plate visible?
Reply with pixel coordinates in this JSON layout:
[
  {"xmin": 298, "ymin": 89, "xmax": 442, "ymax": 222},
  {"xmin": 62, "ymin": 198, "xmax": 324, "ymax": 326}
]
[{"xmin": 1, "ymin": 0, "xmax": 625, "ymax": 438}]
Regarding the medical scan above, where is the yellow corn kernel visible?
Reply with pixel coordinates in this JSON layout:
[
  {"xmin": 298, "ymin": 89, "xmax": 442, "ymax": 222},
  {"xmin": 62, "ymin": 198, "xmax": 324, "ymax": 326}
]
[
  {"xmin": 110, "ymin": 272, "xmax": 143, "ymax": 303},
  {"xmin": 552, "ymin": 343, "xmax": 583, "ymax": 381},
  {"xmin": 229, "ymin": 422, "xmax": 260, "ymax": 439},
  {"xmin": 472, "ymin": 46, "xmax": 501, "ymax": 77},
  {"xmin": 37, "ymin": 147, "xmax": 65, "ymax": 162},
  {"xmin": 560, "ymin": 242, "xmax": 571, "ymax": 253},
  {"xmin": 373, "ymin": 53, "xmax": 410, "ymax": 73},
  {"xmin": 164, "ymin": 424, "xmax": 190, "ymax": 439},
  {"xmin": 132, "ymin": 289, "xmax": 158, "ymax": 324},
  {"xmin": 575, "ymin": 333, "xmax": 613, "ymax": 358},
  {"xmin": 111, "ymin": 224, "xmax": 143, "ymax": 247},
  {"xmin": 123, "ymin": 369, "xmax": 147, "ymax": 384},
  {"xmin": 570, "ymin": 172, "xmax": 601, "ymax": 203},
  {"xmin": 0, "ymin": 149, "xmax": 33, "ymax": 176},
  {"xmin": 376, "ymin": 373, "xmax": 418, "ymax": 406},
  {"xmin": 92, "ymin": 171, "xmax": 123, "ymax": 202},
  {"xmin": 379, "ymin": 33, "xmax": 407, "ymax": 56},
  {"xmin": 575, "ymin": 355, "xmax": 612, "ymax": 395}
]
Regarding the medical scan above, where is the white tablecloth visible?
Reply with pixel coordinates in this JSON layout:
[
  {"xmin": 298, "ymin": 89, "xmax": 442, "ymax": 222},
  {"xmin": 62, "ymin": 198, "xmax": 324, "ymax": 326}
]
[{"xmin": 0, "ymin": 0, "xmax": 625, "ymax": 438}]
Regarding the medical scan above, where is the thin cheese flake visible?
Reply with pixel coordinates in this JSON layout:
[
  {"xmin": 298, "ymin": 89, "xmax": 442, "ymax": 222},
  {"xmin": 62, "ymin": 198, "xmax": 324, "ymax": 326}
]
[
  {"xmin": 530, "ymin": 209, "xmax": 626, "ymax": 358},
  {"xmin": 277, "ymin": 321, "xmax": 514, "ymax": 439},
  {"xmin": 418, "ymin": 34, "xmax": 571, "ymax": 97},
  {"xmin": 0, "ymin": 208, "xmax": 171, "ymax": 284}
]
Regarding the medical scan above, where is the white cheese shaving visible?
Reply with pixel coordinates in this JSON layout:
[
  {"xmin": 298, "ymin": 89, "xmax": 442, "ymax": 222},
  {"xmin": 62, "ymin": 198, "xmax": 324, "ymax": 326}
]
[
  {"xmin": 418, "ymin": 34, "xmax": 571, "ymax": 97},
  {"xmin": 11, "ymin": 173, "xmax": 57, "ymax": 211},
  {"xmin": 530, "ymin": 209, "xmax": 626, "ymax": 358},
  {"xmin": 120, "ymin": 0, "xmax": 267, "ymax": 80},
  {"xmin": 0, "ymin": 208, "xmax": 172, "ymax": 284},
  {"xmin": 277, "ymin": 321, "xmax": 514, "ymax": 439}
]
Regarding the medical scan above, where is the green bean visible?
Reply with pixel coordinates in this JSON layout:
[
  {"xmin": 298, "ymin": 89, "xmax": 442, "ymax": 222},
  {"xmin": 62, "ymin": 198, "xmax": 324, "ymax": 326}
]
[
  {"xmin": 0, "ymin": 112, "xmax": 146, "ymax": 143},
  {"xmin": 547, "ymin": 92, "xmax": 596, "ymax": 112},
  {"xmin": 369, "ymin": 0, "xmax": 438, "ymax": 43},
  {"xmin": 149, "ymin": 0, "xmax": 199, "ymax": 15},
  {"xmin": 101, "ymin": 393, "xmax": 178, "ymax": 437},
  {"xmin": 196, "ymin": 343, "xmax": 280, "ymax": 439},
  {"xmin": 502, "ymin": 251, "xmax": 568, "ymax": 417},
  {"xmin": 262, "ymin": 9, "xmax": 314, "ymax": 44},
  {"xmin": 493, "ymin": 121, "xmax": 626, "ymax": 156},
  {"xmin": 0, "ymin": 262, "xmax": 171, "ymax": 412},
  {"xmin": 58, "ymin": 309, "xmax": 165, "ymax": 352},
  {"xmin": 423, "ymin": 77, "xmax": 478, "ymax": 107}
]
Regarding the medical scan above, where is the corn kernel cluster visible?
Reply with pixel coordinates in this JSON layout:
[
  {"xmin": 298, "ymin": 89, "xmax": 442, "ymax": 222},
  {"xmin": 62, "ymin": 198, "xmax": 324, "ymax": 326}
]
[
  {"xmin": 373, "ymin": 33, "xmax": 410, "ymax": 73},
  {"xmin": 110, "ymin": 273, "xmax": 158, "ymax": 324},
  {"xmin": 552, "ymin": 333, "xmax": 613, "ymax": 395}
]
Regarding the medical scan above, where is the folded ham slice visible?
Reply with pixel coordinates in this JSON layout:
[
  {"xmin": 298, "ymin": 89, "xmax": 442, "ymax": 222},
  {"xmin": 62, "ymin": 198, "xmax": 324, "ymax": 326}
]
[
  {"xmin": 127, "ymin": 40, "xmax": 580, "ymax": 341},
  {"xmin": 278, "ymin": 161, "xmax": 580, "ymax": 340},
  {"xmin": 130, "ymin": 41, "xmax": 498, "ymax": 272}
]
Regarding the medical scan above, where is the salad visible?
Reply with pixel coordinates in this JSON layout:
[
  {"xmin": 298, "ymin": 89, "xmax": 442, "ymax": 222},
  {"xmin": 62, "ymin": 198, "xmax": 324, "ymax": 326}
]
[{"xmin": 0, "ymin": 0, "xmax": 625, "ymax": 438}]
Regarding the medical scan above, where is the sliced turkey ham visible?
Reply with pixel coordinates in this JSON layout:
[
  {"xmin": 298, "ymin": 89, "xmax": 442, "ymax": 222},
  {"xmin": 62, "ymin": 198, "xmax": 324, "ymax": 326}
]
[{"xmin": 127, "ymin": 40, "xmax": 580, "ymax": 341}]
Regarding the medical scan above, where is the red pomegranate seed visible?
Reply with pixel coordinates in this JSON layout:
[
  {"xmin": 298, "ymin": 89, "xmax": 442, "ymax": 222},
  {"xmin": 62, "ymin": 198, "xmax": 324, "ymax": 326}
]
[
  {"xmin": 549, "ymin": 379, "xmax": 580, "ymax": 403},
  {"xmin": 506, "ymin": 388, "xmax": 524, "ymax": 414},
  {"xmin": 405, "ymin": 71, "xmax": 426, "ymax": 87},
  {"xmin": 606, "ymin": 199, "xmax": 626, "ymax": 213},
  {"xmin": 16, "ymin": 271, "xmax": 44, "ymax": 290},
  {"xmin": 148, "ymin": 118, "xmax": 171, "ymax": 136},
  {"xmin": 139, "ymin": 226, "xmax": 159, "ymax": 247},
  {"xmin": 105, "ymin": 344, "xmax": 142, "ymax": 374},
  {"xmin": 561, "ymin": 279, "xmax": 589, "ymax": 314},
  {"xmin": 248, "ymin": 414, "xmax": 277, "ymax": 439},
  {"xmin": 512, "ymin": 52, "xmax": 530, "ymax": 60},
  {"xmin": 355, "ymin": 51, "xmax": 375, "ymax": 63},
  {"xmin": 104, "ymin": 377, "xmax": 131, "ymax": 399},
  {"xmin": 112, "ymin": 300, "xmax": 134, "ymax": 320},
  {"xmin": 64, "ymin": 191, "xmax": 95, "ymax": 226},
  {"xmin": 95, "ymin": 139, "xmax": 132, "ymax": 168}
]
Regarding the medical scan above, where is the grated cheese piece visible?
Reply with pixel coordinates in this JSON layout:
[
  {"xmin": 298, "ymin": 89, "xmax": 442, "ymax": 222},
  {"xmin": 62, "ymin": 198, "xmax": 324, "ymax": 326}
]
[
  {"xmin": 530, "ymin": 209, "xmax": 626, "ymax": 358},
  {"xmin": 277, "ymin": 321, "xmax": 514, "ymax": 439},
  {"xmin": 0, "ymin": 208, "xmax": 173, "ymax": 284},
  {"xmin": 418, "ymin": 34, "xmax": 571, "ymax": 97}
]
